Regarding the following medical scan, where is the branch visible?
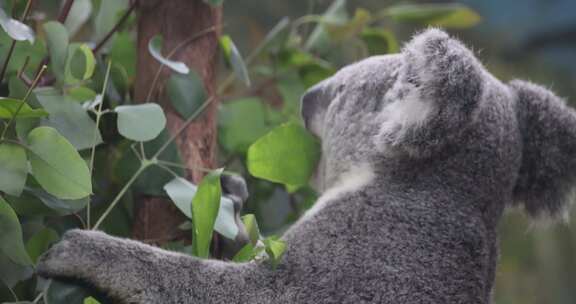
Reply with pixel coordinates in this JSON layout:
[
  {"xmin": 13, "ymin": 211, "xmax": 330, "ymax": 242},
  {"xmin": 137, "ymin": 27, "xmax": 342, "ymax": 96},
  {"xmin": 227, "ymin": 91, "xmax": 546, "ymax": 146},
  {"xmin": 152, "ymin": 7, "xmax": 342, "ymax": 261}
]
[
  {"xmin": 57, "ymin": 0, "xmax": 75, "ymax": 23},
  {"xmin": 93, "ymin": 1, "xmax": 138, "ymax": 54},
  {"xmin": 0, "ymin": 0, "xmax": 35, "ymax": 84}
]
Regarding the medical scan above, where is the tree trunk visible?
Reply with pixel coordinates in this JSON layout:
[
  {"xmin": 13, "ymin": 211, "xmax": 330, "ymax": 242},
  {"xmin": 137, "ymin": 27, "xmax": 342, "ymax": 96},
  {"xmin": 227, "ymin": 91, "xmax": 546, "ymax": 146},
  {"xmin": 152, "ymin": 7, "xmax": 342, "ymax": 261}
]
[{"xmin": 132, "ymin": 0, "xmax": 222, "ymax": 243}]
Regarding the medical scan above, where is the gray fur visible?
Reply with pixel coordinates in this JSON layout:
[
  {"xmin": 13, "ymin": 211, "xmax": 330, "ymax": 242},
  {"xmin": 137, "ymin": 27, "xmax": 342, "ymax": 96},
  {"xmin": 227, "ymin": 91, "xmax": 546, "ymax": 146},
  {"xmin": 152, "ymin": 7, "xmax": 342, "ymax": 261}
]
[{"xmin": 37, "ymin": 28, "xmax": 574, "ymax": 303}]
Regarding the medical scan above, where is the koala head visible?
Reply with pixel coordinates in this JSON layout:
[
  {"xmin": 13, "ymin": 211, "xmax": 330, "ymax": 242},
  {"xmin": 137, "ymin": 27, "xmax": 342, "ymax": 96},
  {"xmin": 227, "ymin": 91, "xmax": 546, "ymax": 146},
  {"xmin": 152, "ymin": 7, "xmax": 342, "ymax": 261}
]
[{"xmin": 301, "ymin": 28, "xmax": 576, "ymax": 219}]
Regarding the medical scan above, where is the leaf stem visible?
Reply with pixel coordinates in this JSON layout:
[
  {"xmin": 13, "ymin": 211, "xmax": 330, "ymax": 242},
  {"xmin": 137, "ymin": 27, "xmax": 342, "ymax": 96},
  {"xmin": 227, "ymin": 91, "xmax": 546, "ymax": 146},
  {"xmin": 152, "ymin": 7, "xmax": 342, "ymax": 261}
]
[
  {"xmin": 92, "ymin": 162, "xmax": 150, "ymax": 230},
  {"xmin": 92, "ymin": 0, "xmax": 137, "ymax": 54},
  {"xmin": 0, "ymin": 65, "xmax": 46, "ymax": 139},
  {"xmin": 157, "ymin": 159, "xmax": 235, "ymax": 176},
  {"xmin": 152, "ymin": 97, "xmax": 213, "ymax": 159},
  {"xmin": 87, "ymin": 61, "xmax": 112, "ymax": 229}
]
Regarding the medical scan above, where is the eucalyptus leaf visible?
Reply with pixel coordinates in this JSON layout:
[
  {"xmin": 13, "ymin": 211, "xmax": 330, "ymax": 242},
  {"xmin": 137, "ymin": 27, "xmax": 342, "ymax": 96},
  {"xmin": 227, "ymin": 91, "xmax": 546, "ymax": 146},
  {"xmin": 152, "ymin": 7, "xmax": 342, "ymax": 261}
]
[
  {"xmin": 84, "ymin": 297, "xmax": 101, "ymax": 304},
  {"xmin": 0, "ymin": 7, "xmax": 34, "ymax": 43},
  {"xmin": 0, "ymin": 143, "xmax": 27, "ymax": 196},
  {"xmin": 94, "ymin": 0, "xmax": 128, "ymax": 43},
  {"xmin": 43, "ymin": 21, "xmax": 69, "ymax": 82},
  {"xmin": 115, "ymin": 103, "xmax": 166, "ymax": 141},
  {"xmin": 360, "ymin": 28, "xmax": 399, "ymax": 55},
  {"xmin": 232, "ymin": 243, "xmax": 255, "ymax": 262},
  {"xmin": 220, "ymin": 35, "xmax": 251, "ymax": 87},
  {"xmin": 192, "ymin": 169, "xmax": 223, "ymax": 258},
  {"xmin": 164, "ymin": 177, "xmax": 239, "ymax": 240},
  {"xmin": 64, "ymin": 0, "xmax": 93, "ymax": 37},
  {"xmin": 263, "ymin": 236, "xmax": 286, "ymax": 268},
  {"xmin": 0, "ymin": 196, "xmax": 32, "ymax": 266},
  {"xmin": 148, "ymin": 35, "xmax": 189, "ymax": 74},
  {"xmin": 0, "ymin": 98, "xmax": 48, "ymax": 118},
  {"xmin": 166, "ymin": 70, "xmax": 206, "ymax": 118},
  {"xmin": 305, "ymin": 0, "xmax": 348, "ymax": 52},
  {"xmin": 382, "ymin": 3, "xmax": 481, "ymax": 28},
  {"xmin": 218, "ymin": 98, "xmax": 270, "ymax": 153},
  {"xmin": 35, "ymin": 88, "xmax": 102, "ymax": 150},
  {"xmin": 247, "ymin": 122, "xmax": 321, "ymax": 187},
  {"xmin": 241, "ymin": 214, "xmax": 260, "ymax": 245},
  {"xmin": 0, "ymin": 253, "xmax": 33, "ymax": 288},
  {"xmin": 26, "ymin": 227, "xmax": 58, "ymax": 263},
  {"xmin": 27, "ymin": 126, "xmax": 92, "ymax": 200}
]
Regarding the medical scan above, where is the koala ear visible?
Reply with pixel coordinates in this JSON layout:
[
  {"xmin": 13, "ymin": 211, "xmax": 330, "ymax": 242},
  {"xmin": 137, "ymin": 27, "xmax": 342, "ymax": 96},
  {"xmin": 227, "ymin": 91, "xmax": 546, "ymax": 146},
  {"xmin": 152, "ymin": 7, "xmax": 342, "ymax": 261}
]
[
  {"xmin": 510, "ymin": 80, "xmax": 576, "ymax": 219},
  {"xmin": 377, "ymin": 28, "xmax": 485, "ymax": 157}
]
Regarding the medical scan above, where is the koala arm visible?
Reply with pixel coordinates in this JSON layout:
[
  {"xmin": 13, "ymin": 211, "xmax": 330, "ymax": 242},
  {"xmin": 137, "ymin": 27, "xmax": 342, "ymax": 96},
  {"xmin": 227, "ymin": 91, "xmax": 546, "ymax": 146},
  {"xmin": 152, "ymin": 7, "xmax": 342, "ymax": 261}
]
[{"xmin": 37, "ymin": 230, "xmax": 258, "ymax": 303}]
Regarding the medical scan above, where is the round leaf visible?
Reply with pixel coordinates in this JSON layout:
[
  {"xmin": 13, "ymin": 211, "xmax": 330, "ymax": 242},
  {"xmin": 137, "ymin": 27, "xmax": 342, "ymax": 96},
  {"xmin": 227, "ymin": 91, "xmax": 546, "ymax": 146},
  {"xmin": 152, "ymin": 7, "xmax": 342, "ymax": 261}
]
[
  {"xmin": 166, "ymin": 70, "xmax": 206, "ymax": 118},
  {"xmin": 0, "ymin": 196, "xmax": 32, "ymax": 266},
  {"xmin": 0, "ymin": 7, "xmax": 34, "ymax": 43},
  {"xmin": 65, "ymin": 43, "xmax": 96, "ymax": 82},
  {"xmin": 0, "ymin": 143, "xmax": 27, "ymax": 196},
  {"xmin": 43, "ymin": 21, "xmax": 69, "ymax": 82},
  {"xmin": 247, "ymin": 122, "xmax": 321, "ymax": 187},
  {"xmin": 26, "ymin": 227, "xmax": 58, "ymax": 263},
  {"xmin": 148, "ymin": 35, "xmax": 189, "ymax": 74},
  {"xmin": 218, "ymin": 98, "xmax": 270, "ymax": 153},
  {"xmin": 115, "ymin": 104, "xmax": 167, "ymax": 141},
  {"xmin": 27, "ymin": 127, "xmax": 92, "ymax": 199},
  {"xmin": 64, "ymin": 0, "xmax": 93, "ymax": 37}
]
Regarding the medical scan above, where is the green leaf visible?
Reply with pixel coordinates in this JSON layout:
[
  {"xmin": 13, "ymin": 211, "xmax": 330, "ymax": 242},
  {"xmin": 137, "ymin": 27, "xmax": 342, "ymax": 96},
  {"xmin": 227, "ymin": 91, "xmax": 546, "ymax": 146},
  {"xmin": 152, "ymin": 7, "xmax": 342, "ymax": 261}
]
[
  {"xmin": 325, "ymin": 8, "xmax": 372, "ymax": 42},
  {"xmin": 203, "ymin": 0, "xmax": 224, "ymax": 7},
  {"xmin": 0, "ymin": 196, "xmax": 32, "ymax": 266},
  {"xmin": 191, "ymin": 169, "xmax": 223, "ymax": 258},
  {"xmin": 67, "ymin": 87, "xmax": 98, "ymax": 103},
  {"xmin": 247, "ymin": 122, "xmax": 321, "ymax": 187},
  {"xmin": 94, "ymin": 0, "xmax": 128, "ymax": 42},
  {"xmin": 166, "ymin": 70, "xmax": 206, "ymax": 118},
  {"xmin": 220, "ymin": 35, "xmax": 251, "ymax": 87},
  {"xmin": 263, "ymin": 236, "xmax": 286, "ymax": 268},
  {"xmin": 65, "ymin": 43, "xmax": 96, "ymax": 82},
  {"xmin": 382, "ymin": 4, "xmax": 481, "ymax": 28},
  {"xmin": 232, "ymin": 243, "xmax": 255, "ymax": 262},
  {"xmin": 305, "ymin": 0, "xmax": 348, "ymax": 52},
  {"xmin": 0, "ymin": 253, "xmax": 33, "ymax": 288},
  {"xmin": 84, "ymin": 297, "xmax": 101, "ymax": 304},
  {"xmin": 35, "ymin": 88, "xmax": 102, "ymax": 150},
  {"xmin": 26, "ymin": 227, "xmax": 58, "ymax": 263},
  {"xmin": 45, "ymin": 280, "xmax": 93, "ymax": 304},
  {"xmin": 148, "ymin": 35, "xmax": 189, "ymax": 74},
  {"xmin": 164, "ymin": 177, "xmax": 239, "ymax": 240},
  {"xmin": 360, "ymin": 28, "xmax": 399, "ymax": 55},
  {"xmin": 241, "ymin": 214, "xmax": 260, "ymax": 245},
  {"xmin": 64, "ymin": 0, "xmax": 92, "ymax": 37},
  {"xmin": 110, "ymin": 31, "xmax": 136, "ymax": 77},
  {"xmin": 115, "ymin": 103, "xmax": 166, "ymax": 142},
  {"xmin": 27, "ymin": 126, "xmax": 92, "ymax": 200},
  {"xmin": 0, "ymin": 143, "xmax": 27, "ymax": 196},
  {"xmin": 0, "ymin": 98, "xmax": 48, "ymax": 118},
  {"xmin": 0, "ymin": 7, "xmax": 34, "ymax": 43},
  {"xmin": 218, "ymin": 98, "xmax": 270, "ymax": 153},
  {"xmin": 43, "ymin": 21, "xmax": 69, "ymax": 82}
]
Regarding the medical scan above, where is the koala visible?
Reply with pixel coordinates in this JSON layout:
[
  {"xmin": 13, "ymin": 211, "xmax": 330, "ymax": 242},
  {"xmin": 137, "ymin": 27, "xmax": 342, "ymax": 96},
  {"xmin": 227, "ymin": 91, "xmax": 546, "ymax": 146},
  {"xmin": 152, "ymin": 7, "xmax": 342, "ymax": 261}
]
[{"xmin": 37, "ymin": 28, "xmax": 575, "ymax": 303}]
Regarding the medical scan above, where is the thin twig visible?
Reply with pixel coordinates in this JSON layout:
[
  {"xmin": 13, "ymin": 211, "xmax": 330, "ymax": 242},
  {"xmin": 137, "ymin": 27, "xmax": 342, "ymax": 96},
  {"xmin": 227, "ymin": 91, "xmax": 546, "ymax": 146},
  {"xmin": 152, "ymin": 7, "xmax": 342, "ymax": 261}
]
[
  {"xmin": 57, "ymin": 0, "xmax": 75, "ymax": 23},
  {"xmin": 157, "ymin": 159, "xmax": 235, "ymax": 176},
  {"xmin": 92, "ymin": 1, "xmax": 137, "ymax": 54},
  {"xmin": 0, "ymin": 65, "xmax": 46, "ymax": 139},
  {"xmin": 87, "ymin": 61, "xmax": 112, "ymax": 229}
]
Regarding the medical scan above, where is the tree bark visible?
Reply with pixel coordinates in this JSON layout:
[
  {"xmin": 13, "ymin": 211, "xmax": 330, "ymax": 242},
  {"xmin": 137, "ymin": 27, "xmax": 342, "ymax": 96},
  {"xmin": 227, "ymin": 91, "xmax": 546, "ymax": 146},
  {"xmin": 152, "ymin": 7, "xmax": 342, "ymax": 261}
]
[{"xmin": 132, "ymin": 0, "xmax": 222, "ymax": 242}]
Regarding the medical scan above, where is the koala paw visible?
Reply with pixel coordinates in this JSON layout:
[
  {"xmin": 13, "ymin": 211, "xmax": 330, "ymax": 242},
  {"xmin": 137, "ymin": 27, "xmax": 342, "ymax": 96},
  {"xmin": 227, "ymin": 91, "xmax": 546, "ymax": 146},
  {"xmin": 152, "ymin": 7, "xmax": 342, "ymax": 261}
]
[{"xmin": 36, "ymin": 229, "xmax": 97, "ymax": 279}]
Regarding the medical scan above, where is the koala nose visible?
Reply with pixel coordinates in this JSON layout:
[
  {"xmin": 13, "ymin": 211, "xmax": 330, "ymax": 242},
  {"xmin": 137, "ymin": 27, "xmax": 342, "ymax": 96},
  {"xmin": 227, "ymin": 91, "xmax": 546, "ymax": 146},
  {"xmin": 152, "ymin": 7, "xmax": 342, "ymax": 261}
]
[{"xmin": 301, "ymin": 85, "xmax": 323, "ymax": 129}]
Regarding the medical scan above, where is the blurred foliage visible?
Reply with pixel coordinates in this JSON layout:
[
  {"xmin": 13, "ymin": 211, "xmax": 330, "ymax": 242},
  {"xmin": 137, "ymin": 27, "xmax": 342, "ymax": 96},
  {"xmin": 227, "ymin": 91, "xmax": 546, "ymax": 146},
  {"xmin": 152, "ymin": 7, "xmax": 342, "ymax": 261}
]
[{"xmin": 0, "ymin": 0, "xmax": 574, "ymax": 303}]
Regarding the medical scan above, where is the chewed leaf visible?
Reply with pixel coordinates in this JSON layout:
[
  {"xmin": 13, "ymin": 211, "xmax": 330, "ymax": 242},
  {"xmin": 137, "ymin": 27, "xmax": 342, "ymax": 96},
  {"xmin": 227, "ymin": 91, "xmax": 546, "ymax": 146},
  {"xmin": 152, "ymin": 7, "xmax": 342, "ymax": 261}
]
[
  {"xmin": 148, "ymin": 35, "xmax": 189, "ymax": 74},
  {"xmin": 0, "ymin": 7, "xmax": 34, "ymax": 43}
]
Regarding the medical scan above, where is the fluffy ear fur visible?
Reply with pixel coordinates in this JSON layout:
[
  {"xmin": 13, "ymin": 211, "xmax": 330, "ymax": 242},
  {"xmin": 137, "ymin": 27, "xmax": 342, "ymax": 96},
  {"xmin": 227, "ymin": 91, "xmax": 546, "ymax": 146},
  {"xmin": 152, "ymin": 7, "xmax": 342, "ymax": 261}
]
[
  {"xmin": 510, "ymin": 80, "xmax": 576, "ymax": 219},
  {"xmin": 377, "ymin": 28, "xmax": 485, "ymax": 157}
]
